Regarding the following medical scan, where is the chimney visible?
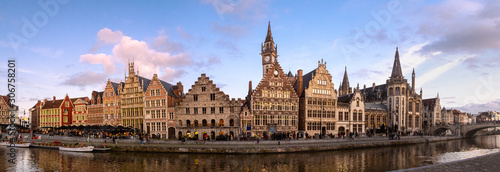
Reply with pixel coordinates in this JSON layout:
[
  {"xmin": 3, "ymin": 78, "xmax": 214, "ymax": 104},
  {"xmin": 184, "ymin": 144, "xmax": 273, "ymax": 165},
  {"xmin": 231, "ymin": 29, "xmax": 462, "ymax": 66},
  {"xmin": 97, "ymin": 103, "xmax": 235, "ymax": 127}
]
[
  {"xmin": 297, "ymin": 69, "xmax": 303, "ymax": 97},
  {"xmin": 248, "ymin": 81, "xmax": 252, "ymax": 95},
  {"xmin": 177, "ymin": 82, "xmax": 184, "ymax": 96},
  {"xmin": 53, "ymin": 96, "xmax": 56, "ymax": 101}
]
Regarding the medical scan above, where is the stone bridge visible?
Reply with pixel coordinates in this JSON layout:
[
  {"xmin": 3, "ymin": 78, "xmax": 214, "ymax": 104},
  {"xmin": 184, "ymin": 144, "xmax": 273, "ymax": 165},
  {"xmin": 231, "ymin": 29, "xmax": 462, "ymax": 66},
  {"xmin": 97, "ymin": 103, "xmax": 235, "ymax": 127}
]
[{"xmin": 430, "ymin": 123, "xmax": 500, "ymax": 138}]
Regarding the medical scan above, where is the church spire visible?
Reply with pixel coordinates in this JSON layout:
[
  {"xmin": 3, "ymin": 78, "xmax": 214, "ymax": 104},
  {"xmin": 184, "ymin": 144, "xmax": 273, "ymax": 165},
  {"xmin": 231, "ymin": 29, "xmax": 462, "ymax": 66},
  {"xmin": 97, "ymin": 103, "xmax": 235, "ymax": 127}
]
[
  {"xmin": 340, "ymin": 66, "xmax": 350, "ymax": 96},
  {"xmin": 391, "ymin": 47, "xmax": 403, "ymax": 79},
  {"xmin": 265, "ymin": 21, "xmax": 273, "ymax": 43}
]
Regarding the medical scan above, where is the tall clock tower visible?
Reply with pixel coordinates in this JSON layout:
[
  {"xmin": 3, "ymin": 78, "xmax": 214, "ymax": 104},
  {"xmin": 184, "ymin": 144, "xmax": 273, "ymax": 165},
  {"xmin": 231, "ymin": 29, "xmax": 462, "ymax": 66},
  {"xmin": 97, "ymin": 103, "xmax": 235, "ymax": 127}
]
[{"xmin": 261, "ymin": 21, "xmax": 277, "ymax": 77}]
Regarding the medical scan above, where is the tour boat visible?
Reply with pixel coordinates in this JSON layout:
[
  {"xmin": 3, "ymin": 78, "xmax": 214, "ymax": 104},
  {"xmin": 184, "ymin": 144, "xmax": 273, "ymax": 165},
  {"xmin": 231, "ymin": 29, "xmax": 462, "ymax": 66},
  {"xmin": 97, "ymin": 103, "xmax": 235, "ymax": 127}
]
[{"xmin": 59, "ymin": 146, "xmax": 94, "ymax": 152}]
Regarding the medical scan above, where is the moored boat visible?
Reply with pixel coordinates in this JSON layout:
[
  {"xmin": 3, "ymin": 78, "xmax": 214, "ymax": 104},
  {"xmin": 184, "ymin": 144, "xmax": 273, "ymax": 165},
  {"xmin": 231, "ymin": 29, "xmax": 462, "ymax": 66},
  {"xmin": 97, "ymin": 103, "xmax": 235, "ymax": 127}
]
[
  {"xmin": 30, "ymin": 143, "xmax": 59, "ymax": 149},
  {"xmin": 15, "ymin": 142, "xmax": 31, "ymax": 148},
  {"xmin": 93, "ymin": 147, "xmax": 111, "ymax": 152},
  {"xmin": 59, "ymin": 146, "xmax": 94, "ymax": 152},
  {"xmin": 0, "ymin": 142, "xmax": 31, "ymax": 147}
]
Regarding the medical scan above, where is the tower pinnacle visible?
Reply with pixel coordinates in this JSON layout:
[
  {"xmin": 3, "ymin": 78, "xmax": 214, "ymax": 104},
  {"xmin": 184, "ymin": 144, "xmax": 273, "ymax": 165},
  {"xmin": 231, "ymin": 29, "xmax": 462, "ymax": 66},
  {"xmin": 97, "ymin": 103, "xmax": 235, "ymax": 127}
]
[{"xmin": 390, "ymin": 47, "xmax": 403, "ymax": 79}]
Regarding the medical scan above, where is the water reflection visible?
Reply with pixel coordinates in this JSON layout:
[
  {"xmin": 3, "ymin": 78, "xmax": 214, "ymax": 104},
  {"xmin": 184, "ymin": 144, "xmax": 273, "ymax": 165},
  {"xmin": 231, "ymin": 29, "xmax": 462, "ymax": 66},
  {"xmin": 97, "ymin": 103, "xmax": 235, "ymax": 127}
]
[{"xmin": 2, "ymin": 135, "xmax": 500, "ymax": 172}]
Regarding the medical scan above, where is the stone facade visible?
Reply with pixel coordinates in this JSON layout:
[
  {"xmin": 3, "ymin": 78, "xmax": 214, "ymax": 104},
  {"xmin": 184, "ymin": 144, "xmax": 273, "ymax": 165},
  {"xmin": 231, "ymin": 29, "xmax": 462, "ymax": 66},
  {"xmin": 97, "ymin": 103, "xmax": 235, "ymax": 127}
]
[
  {"xmin": 296, "ymin": 60, "xmax": 338, "ymax": 137},
  {"xmin": 247, "ymin": 23, "xmax": 299, "ymax": 137},
  {"xmin": 88, "ymin": 91, "xmax": 103, "ymax": 126},
  {"xmin": 144, "ymin": 74, "xmax": 183, "ymax": 139},
  {"xmin": 365, "ymin": 103, "xmax": 388, "ymax": 134},
  {"xmin": 176, "ymin": 74, "xmax": 242, "ymax": 140},
  {"xmin": 71, "ymin": 97, "xmax": 90, "ymax": 125},
  {"xmin": 386, "ymin": 48, "xmax": 423, "ymax": 132},
  {"xmin": 103, "ymin": 80, "xmax": 122, "ymax": 126},
  {"xmin": 30, "ymin": 101, "xmax": 42, "ymax": 130},
  {"xmin": 423, "ymin": 94, "xmax": 441, "ymax": 126},
  {"xmin": 121, "ymin": 62, "xmax": 149, "ymax": 131},
  {"xmin": 337, "ymin": 87, "xmax": 366, "ymax": 135},
  {"xmin": 0, "ymin": 95, "xmax": 12, "ymax": 125}
]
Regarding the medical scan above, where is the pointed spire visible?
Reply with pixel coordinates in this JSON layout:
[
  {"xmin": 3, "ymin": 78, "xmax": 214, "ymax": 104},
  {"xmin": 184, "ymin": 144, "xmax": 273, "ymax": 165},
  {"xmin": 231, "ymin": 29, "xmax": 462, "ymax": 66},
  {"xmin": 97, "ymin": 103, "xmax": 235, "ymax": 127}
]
[
  {"xmin": 265, "ymin": 21, "xmax": 273, "ymax": 42},
  {"xmin": 341, "ymin": 66, "xmax": 350, "ymax": 92},
  {"xmin": 391, "ymin": 47, "xmax": 403, "ymax": 79}
]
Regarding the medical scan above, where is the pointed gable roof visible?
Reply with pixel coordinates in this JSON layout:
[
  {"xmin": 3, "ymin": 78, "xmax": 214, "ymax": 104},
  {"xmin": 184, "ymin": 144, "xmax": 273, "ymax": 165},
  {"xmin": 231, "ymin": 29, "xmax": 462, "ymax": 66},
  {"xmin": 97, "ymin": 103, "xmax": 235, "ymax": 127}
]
[
  {"xmin": 391, "ymin": 47, "xmax": 403, "ymax": 79},
  {"xmin": 265, "ymin": 21, "xmax": 273, "ymax": 43},
  {"xmin": 341, "ymin": 66, "xmax": 350, "ymax": 91},
  {"xmin": 110, "ymin": 82, "xmax": 120, "ymax": 94},
  {"xmin": 138, "ymin": 76, "xmax": 151, "ymax": 92},
  {"xmin": 253, "ymin": 62, "xmax": 299, "ymax": 99}
]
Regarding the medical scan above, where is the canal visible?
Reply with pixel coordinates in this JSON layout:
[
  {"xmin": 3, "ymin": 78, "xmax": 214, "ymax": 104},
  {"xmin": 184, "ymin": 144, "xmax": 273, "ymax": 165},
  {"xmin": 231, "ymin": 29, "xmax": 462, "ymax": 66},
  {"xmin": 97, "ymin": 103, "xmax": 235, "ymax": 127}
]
[{"xmin": 1, "ymin": 135, "xmax": 500, "ymax": 171}]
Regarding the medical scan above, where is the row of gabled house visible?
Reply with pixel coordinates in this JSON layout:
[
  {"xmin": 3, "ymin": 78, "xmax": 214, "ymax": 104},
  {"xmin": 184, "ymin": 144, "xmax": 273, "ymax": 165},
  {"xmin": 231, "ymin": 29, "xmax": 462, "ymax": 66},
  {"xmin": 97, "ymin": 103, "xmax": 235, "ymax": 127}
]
[{"xmin": 28, "ymin": 22, "xmax": 475, "ymax": 140}]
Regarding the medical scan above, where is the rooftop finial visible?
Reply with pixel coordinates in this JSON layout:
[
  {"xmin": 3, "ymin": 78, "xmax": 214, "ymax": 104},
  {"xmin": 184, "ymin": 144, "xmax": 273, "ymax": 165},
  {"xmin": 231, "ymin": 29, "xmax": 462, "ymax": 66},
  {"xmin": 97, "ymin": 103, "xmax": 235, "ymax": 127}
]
[{"xmin": 265, "ymin": 21, "xmax": 273, "ymax": 42}]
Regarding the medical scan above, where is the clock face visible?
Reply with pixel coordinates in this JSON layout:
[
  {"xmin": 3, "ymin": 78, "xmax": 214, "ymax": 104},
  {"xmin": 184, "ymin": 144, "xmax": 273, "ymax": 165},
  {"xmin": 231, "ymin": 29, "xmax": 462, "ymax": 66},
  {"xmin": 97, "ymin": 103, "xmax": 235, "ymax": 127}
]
[
  {"xmin": 274, "ymin": 70, "xmax": 279, "ymax": 76},
  {"xmin": 265, "ymin": 56, "xmax": 270, "ymax": 62}
]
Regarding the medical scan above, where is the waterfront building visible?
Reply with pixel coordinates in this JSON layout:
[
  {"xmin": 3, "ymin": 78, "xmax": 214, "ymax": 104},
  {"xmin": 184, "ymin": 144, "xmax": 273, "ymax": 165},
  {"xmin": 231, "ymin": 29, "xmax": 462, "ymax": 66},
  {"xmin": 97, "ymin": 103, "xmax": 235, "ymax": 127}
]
[
  {"xmin": 120, "ymin": 61, "xmax": 149, "ymax": 131},
  {"xmin": 0, "ymin": 95, "xmax": 12, "ymax": 125},
  {"xmin": 385, "ymin": 48, "xmax": 423, "ymax": 132},
  {"xmin": 40, "ymin": 95, "xmax": 75, "ymax": 127},
  {"xmin": 30, "ymin": 101, "xmax": 42, "ymax": 130},
  {"xmin": 338, "ymin": 84, "xmax": 366, "ymax": 135},
  {"xmin": 103, "ymin": 80, "xmax": 123, "ymax": 126},
  {"xmin": 71, "ymin": 97, "xmax": 90, "ymax": 126},
  {"xmin": 88, "ymin": 91, "xmax": 104, "ymax": 125},
  {"xmin": 144, "ymin": 73, "xmax": 183, "ymax": 139},
  {"xmin": 246, "ymin": 22, "xmax": 299, "ymax": 137},
  {"xmin": 442, "ymin": 108, "xmax": 454, "ymax": 125},
  {"xmin": 295, "ymin": 60, "xmax": 338, "ymax": 137},
  {"xmin": 175, "ymin": 73, "xmax": 242, "ymax": 140},
  {"xmin": 422, "ymin": 94, "xmax": 442, "ymax": 126}
]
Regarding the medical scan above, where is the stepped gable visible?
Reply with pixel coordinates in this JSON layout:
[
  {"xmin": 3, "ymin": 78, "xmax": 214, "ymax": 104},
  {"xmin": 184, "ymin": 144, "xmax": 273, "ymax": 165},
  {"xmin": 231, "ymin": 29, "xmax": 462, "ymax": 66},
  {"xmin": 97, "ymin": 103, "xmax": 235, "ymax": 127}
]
[
  {"xmin": 185, "ymin": 74, "xmax": 241, "ymax": 103},
  {"xmin": 145, "ymin": 74, "xmax": 180, "ymax": 98},
  {"xmin": 252, "ymin": 62, "xmax": 299, "ymax": 99}
]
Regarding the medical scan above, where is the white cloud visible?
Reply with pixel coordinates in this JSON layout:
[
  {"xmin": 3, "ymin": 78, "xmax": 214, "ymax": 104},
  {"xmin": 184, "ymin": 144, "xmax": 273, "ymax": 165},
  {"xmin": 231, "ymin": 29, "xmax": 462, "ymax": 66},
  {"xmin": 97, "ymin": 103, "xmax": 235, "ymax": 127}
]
[
  {"xmin": 68, "ymin": 28, "xmax": 195, "ymax": 87},
  {"xmin": 80, "ymin": 53, "xmax": 116, "ymax": 74},
  {"xmin": 417, "ymin": 55, "xmax": 471, "ymax": 87},
  {"xmin": 97, "ymin": 28, "xmax": 123, "ymax": 44}
]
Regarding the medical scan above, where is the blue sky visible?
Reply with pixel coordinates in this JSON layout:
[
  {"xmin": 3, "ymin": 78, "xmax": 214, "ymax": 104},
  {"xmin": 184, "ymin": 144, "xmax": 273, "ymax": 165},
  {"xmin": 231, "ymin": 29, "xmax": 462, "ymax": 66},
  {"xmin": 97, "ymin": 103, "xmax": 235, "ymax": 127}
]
[{"xmin": 1, "ymin": 0, "xmax": 500, "ymax": 117}]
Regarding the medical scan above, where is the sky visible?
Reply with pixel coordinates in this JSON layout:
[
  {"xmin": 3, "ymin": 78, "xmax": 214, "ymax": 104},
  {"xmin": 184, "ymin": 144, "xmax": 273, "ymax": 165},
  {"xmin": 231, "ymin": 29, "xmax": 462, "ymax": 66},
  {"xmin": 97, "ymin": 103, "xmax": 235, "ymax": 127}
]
[{"xmin": 1, "ymin": 0, "xmax": 500, "ymax": 117}]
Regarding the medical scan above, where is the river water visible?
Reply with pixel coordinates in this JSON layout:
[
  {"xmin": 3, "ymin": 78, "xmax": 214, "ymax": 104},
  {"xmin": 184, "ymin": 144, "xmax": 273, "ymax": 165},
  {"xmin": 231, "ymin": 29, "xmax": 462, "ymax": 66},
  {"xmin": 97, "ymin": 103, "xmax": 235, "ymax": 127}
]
[{"xmin": 1, "ymin": 135, "xmax": 500, "ymax": 172}]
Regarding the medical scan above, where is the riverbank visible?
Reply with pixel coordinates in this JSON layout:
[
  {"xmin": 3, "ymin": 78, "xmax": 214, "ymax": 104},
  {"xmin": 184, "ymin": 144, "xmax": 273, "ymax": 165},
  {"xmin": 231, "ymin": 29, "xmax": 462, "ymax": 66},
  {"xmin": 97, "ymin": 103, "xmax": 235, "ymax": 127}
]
[
  {"xmin": 34, "ymin": 135, "xmax": 461, "ymax": 154},
  {"xmin": 399, "ymin": 151, "xmax": 500, "ymax": 172}
]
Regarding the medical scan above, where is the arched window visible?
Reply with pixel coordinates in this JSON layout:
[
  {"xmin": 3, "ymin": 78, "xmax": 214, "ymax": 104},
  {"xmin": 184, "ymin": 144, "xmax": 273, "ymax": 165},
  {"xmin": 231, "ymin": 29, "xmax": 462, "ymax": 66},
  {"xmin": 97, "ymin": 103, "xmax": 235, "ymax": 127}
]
[
  {"xmin": 178, "ymin": 120, "xmax": 183, "ymax": 127},
  {"xmin": 230, "ymin": 119, "xmax": 234, "ymax": 126},
  {"xmin": 186, "ymin": 120, "xmax": 191, "ymax": 127},
  {"xmin": 219, "ymin": 119, "xmax": 224, "ymax": 127},
  {"xmin": 194, "ymin": 120, "xmax": 199, "ymax": 126},
  {"xmin": 202, "ymin": 119, "xmax": 207, "ymax": 126},
  {"xmin": 211, "ymin": 119, "xmax": 216, "ymax": 126}
]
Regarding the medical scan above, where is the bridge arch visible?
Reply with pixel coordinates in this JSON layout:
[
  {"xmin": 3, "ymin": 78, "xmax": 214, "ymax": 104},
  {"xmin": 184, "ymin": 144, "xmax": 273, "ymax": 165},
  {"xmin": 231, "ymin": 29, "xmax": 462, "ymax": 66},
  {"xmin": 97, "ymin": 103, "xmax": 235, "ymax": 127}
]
[
  {"xmin": 432, "ymin": 127, "xmax": 454, "ymax": 136},
  {"xmin": 463, "ymin": 125, "xmax": 499, "ymax": 138}
]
